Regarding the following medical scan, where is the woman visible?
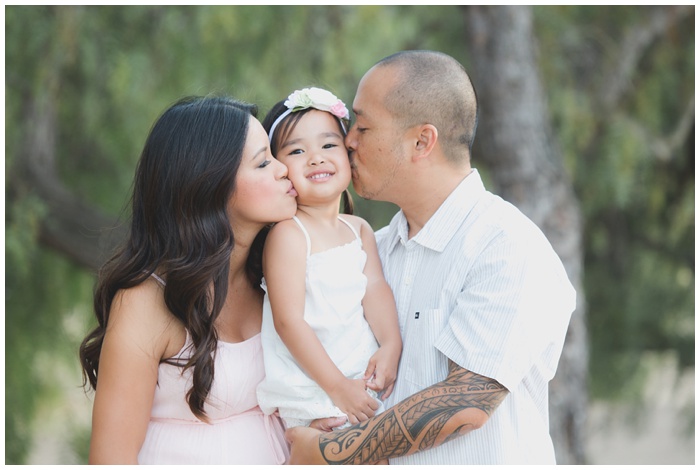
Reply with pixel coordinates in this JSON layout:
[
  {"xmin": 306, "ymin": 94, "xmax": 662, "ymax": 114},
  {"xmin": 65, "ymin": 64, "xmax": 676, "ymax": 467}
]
[{"xmin": 79, "ymin": 95, "xmax": 298, "ymax": 464}]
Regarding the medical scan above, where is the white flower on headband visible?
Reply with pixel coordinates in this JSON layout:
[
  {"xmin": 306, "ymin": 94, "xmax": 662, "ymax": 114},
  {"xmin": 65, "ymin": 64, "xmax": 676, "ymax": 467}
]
[{"xmin": 284, "ymin": 87, "xmax": 349, "ymax": 119}]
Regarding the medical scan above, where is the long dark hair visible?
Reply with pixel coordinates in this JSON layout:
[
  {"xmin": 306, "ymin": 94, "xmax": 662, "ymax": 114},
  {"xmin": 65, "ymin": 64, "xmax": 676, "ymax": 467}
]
[
  {"xmin": 262, "ymin": 99, "xmax": 354, "ymax": 215},
  {"xmin": 79, "ymin": 95, "xmax": 258, "ymax": 421}
]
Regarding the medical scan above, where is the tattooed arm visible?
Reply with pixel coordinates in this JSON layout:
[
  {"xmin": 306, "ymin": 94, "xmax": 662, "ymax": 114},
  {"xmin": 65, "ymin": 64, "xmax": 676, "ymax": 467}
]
[{"xmin": 286, "ymin": 360, "xmax": 509, "ymax": 464}]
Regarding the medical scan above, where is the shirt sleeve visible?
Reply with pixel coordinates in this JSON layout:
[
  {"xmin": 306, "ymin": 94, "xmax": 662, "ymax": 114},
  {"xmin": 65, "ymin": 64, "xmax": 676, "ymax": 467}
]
[{"xmin": 434, "ymin": 220, "xmax": 576, "ymax": 392}]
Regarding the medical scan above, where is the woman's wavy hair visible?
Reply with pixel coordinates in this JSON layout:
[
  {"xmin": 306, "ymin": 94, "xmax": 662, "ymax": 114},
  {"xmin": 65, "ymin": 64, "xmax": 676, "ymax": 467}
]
[
  {"xmin": 262, "ymin": 99, "xmax": 354, "ymax": 215},
  {"xmin": 79, "ymin": 95, "xmax": 258, "ymax": 421}
]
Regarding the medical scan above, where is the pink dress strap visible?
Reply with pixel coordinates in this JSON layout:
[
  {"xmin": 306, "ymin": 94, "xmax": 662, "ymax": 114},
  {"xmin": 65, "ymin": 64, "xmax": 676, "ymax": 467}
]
[{"xmin": 150, "ymin": 272, "xmax": 166, "ymax": 286}]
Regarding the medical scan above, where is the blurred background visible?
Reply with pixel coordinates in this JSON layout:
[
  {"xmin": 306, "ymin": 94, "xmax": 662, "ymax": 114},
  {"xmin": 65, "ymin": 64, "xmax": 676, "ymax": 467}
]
[{"xmin": 4, "ymin": 5, "xmax": 694, "ymax": 465}]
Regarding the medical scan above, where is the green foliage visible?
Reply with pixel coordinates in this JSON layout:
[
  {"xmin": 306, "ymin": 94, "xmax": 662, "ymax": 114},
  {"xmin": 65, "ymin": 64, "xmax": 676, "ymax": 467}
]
[
  {"xmin": 534, "ymin": 6, "xmax": 694, "ymax": 400},
  {"xmin": 6, "ymin": 237, "xmax": 95, "ymax": 463}
]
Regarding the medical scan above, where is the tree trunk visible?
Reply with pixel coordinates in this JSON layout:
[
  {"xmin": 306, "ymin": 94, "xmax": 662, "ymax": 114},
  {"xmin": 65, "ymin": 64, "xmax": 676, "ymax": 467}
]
[
  {"xmin": 462, "ymin": 6, "xmax": 588, "ymax": 464},
  {"xmin": 9, "ymin": 91, "xmax": 124, "ymax": 273}
]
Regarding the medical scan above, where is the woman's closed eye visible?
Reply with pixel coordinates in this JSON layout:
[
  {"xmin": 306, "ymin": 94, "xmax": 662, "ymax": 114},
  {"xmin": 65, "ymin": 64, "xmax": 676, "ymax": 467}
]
[{"xmin": 258, "ymin": 159, "xmax": 272, "ymax": 168}]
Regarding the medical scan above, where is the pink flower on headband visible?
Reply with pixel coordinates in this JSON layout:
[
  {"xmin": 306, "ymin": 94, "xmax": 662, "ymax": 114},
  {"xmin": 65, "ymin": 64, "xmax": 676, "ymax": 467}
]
[{"xmin": 330, "ymin": 101, "xmax": 349, "ymax": 119}]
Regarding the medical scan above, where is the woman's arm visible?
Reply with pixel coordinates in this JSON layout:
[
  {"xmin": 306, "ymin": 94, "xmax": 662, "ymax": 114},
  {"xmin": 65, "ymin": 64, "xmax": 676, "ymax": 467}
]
[
  {"xmin": 264, "ymin": 220, "xmax": 379, "ymax": 424},
  {"xmin": 354, "ymin": 217, "xmax": 402, "ymax": 398},
  {"xmin": 286, "ymin": 360, "xmax": 509, "ymax": 464},
  {"xmin": 88, "ymin": 280, "xmax": 179, "ymax": 464}
]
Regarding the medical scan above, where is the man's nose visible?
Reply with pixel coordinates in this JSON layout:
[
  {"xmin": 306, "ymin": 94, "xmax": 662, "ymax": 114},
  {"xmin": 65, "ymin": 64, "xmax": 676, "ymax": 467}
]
[{"xmin": 345, "ymin": 126, "xmax": 356, "ymax": 153}]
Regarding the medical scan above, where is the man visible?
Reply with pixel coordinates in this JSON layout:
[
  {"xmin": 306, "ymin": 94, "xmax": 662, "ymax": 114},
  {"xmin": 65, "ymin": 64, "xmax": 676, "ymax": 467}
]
[{"xmin": 286, "ymin": 50, "xmax": 576, "ymax": 464}]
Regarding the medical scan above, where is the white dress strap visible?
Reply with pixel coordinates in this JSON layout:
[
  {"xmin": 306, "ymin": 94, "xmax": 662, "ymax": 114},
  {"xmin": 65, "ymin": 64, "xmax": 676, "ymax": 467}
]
[
  {"xmin": 338, "ymin": 216, "xmax": 361, "ymax": 241},
  {"xmin": 292, "ymin": 216, "xmax": 312, "ymax": 258}
]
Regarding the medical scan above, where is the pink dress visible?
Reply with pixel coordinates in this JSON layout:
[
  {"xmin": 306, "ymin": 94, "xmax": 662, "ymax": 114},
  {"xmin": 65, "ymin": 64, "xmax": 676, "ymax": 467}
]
[{"xmin": 137, "ymin": 331, "xmax": 289, "ymax": 464}]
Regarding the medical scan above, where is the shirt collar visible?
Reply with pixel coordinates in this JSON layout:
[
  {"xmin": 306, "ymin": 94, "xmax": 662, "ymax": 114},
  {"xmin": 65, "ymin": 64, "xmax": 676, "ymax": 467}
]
[{"xmin": 385, "ymin": 168, "xmax": 486, "ymax": 253}]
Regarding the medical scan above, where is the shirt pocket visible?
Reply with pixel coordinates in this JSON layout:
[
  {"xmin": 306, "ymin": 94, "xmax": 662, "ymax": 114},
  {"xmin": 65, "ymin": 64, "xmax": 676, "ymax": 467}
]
[{"xmin": 402, "ymin": 308, "xmax": 450, "ymax": 389}]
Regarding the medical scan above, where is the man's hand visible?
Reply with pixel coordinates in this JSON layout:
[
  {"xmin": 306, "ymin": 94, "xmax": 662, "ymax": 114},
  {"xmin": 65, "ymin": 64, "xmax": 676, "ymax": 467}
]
[{"xmin": 286, "ymin": 425, "xmax": 326, "ymax": 464}]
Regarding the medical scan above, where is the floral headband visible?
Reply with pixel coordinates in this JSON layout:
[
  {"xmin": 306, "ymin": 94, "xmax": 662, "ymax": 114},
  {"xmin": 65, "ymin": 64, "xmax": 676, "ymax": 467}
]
[{"xmin": 268, "ymin": 87, "xmax": 350, "ymax": 143}]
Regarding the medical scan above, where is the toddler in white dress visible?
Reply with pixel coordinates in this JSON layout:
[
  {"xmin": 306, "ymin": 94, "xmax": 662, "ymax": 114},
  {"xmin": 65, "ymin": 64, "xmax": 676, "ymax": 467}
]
[{"xmin": 256, "ymin": 88, "xmax": 401, "ymax": 429}]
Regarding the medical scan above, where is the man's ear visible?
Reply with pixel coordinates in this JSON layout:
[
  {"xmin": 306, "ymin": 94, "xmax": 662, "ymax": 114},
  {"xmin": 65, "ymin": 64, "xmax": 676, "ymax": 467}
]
[{"xmin": 413, "ymin": 124, "xmax": 438, "ymax": 162}]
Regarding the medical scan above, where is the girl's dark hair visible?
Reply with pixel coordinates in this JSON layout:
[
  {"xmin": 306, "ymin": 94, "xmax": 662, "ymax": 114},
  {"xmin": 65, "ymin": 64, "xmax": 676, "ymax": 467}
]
[
  {"xmin": 262, "ymin": 99, "xmax": 354, "ymax": 215},
  {"xmin": 79, "ymin": 95, "xmax": 258, "ymax": 421}
]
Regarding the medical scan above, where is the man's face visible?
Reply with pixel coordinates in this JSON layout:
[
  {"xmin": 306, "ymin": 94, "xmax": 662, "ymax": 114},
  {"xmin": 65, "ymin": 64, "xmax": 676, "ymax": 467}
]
[{"xmin": 345, "ymin": 66, "xmax": 408, "ymax": 203}]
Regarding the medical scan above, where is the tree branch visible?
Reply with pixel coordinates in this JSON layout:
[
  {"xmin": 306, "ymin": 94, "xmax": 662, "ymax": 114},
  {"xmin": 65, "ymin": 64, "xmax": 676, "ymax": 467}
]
[
  {"xmin": 597, "ymin": 5, "xmax": 693, "ymax": 113},
  {"xmin": 11, "ymin": 92, "xmax": 124, "ymax": 272},
  {"xmin": 617, "ymin": 94, "xmax": 695, "ymax": 162}
]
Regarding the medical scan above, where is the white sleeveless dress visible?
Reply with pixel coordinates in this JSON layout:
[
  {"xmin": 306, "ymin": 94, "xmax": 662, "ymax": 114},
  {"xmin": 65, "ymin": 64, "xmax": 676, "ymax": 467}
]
[{"xmin": 257, "ymin": 216, "xmax": 381, "ymax": 428}]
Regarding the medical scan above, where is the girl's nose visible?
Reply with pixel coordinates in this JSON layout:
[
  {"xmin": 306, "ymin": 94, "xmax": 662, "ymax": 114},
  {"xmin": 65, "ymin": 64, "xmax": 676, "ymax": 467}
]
[{"xmin": 309, "ymin": 152, "xmax": 325, "ymax": 166}]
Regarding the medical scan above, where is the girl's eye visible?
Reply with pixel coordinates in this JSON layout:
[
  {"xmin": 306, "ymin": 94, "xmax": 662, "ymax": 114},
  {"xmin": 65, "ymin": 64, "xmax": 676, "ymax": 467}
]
[
  {"xmin": 289, "ymin": 148, "xmax": 304, "ymax": 156},
  {"xmin": 322, "ymin": 143, "xmax": 338, "ymax": 149},
  {"xmin": 258, "ymin": 159, "xmax": 272, "ymax": 168}
]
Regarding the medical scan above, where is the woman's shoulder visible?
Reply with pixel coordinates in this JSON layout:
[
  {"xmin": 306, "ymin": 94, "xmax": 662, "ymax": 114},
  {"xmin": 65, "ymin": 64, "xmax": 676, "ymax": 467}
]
[
  {"xmin": 112, "ymin": 276, "xmax": 166, "ymax": 316},
  {"xmin": 110, "ymin": 277, "xmax": 186, "ymax": 360}
]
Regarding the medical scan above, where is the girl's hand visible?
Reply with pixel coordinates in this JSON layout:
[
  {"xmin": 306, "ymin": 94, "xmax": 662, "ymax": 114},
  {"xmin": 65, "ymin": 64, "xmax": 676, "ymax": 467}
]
[
  {"xmin": 364, "ymin": 343, "xmax": 401, "ymax": 399},
  {"xmin": 308, "ymin": 416, "xmax": 347, "ymax": 432},
  {"xmin": 328, "ymin": 377, "xmax": 379, "ymax": 424}
]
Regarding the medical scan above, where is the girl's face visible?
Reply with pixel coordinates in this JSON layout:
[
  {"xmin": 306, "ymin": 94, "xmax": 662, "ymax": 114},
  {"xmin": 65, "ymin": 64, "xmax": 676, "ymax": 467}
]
[
  {"xmin": 228, "ymin": 116, "xmax": 298, "ymax": 228},
  {"xmin": 274, "ymin": 110, "xmax": 351, "ymax": 207}
]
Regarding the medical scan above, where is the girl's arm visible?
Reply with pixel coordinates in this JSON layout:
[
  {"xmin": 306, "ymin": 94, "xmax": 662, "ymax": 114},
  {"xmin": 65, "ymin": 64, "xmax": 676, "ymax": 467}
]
[
  {"xmin": 264, "ymin": 220, "xmax": 379, "ymax": 424},
  {"xmin": 88, "ymin": 279, "xmax": 180, "ymax": 464},
  {"xmin": 355, "ymin": 217, "xmax": 402, "ymax": 399}
]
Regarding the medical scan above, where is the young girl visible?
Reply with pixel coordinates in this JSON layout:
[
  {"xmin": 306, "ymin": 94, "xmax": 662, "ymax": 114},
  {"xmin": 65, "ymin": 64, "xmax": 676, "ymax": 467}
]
[{"xmin": 256, "ymin": 87, "xmax": 402, "ymax": 429}]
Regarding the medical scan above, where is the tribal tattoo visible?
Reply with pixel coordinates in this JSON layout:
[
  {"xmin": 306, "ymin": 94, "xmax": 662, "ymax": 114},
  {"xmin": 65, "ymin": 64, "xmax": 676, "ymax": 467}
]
[{"xmin": 318, "ymin": 360, "xmax": 508, "ymax": 464}]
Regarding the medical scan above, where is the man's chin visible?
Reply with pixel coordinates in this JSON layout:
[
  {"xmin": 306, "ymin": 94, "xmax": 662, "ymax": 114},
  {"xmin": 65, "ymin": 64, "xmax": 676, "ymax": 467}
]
[{"xmin": 352, "ymin": 173, "xmax": 381, "ymax": 201}]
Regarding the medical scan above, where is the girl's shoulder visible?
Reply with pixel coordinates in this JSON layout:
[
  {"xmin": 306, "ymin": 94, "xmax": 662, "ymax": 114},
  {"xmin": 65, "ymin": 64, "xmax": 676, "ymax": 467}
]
[
  {"xmin": 267, "ymin": 217, "xmax": 307, "ymax": 241},
  {"xmin": 339, "ymin": 214, "xmax": 373, "ymax": 237},
  {"xmin": 265, "ymin": 218, "xmax": 309, "ymax": 257}
]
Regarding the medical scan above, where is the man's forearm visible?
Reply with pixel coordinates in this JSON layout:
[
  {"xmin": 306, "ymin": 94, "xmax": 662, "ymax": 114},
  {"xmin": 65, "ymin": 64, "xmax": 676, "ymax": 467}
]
[{"xmin": 316, "ymin": 361, "xmax": 508, "ymax": 464}]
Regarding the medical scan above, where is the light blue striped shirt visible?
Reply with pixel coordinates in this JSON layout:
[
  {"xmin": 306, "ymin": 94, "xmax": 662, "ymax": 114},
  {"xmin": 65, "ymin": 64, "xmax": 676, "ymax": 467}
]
[{"xmin": 376, "ymin": 169, "xmax": 576, "ymax": 464}]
